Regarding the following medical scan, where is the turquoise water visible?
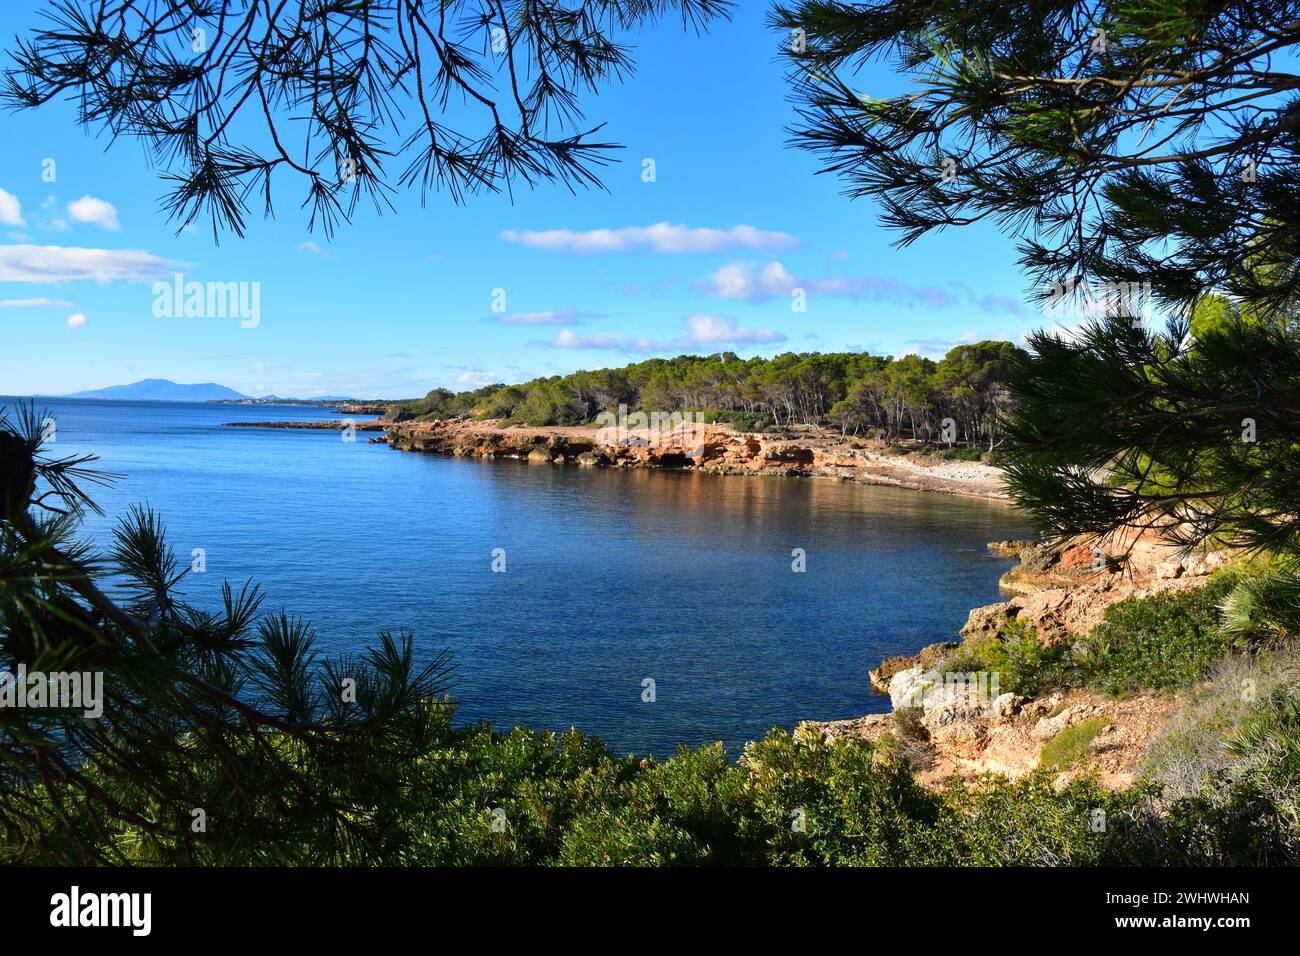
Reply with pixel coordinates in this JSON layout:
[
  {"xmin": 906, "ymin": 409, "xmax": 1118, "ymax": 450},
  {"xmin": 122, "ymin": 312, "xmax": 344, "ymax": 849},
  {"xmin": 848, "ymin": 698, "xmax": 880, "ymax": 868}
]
[{"xmin": 6, "ymin": 397, "xmax": 1032, "ymax": 757}]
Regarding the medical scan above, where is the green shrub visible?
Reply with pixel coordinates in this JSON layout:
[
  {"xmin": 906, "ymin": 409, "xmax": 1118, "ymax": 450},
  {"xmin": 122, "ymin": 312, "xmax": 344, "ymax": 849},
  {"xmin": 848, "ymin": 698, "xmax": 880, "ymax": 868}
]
[
  {"xmin": 936, "ymin": 774, "xmax": 1152, "ymax": 865},
  {"xmin": 889, "ymin": 707, "xmax": 935, "ymax": 770},
  {"xmin": 934, "ymin": 445, "xmax": 985, "ymax": 461},
  {"xmin": 939, "ymin": 643, "xmax": 986, "ymax": 675},
  {"xmin": 726, "ymin": 410, "xmax": 774, "ymax": 433},
  {"xmin": 32, "ymin": 713, "xmax": 1298, "ymax": 866},
  {"xmin": 1040, "ymin": 717, "xmax": 1109, "ymax": 771},
  {"xmin": 985, "ymin": 619, "xmax": 1073, "ymax": 695},
  {"xmin": 407, "ymin": 724, "xmax": 634, "ymax": 866},
  {"xmin": 893, "ymin": 706, "xmax": 929, "ymax": 742},
  {"xmin": 557, "ymin": 743, "xmax": 747, "ymax": 865},
  {"xmin": 1226, "ymin": 688, "xmax": 1300, "ymax": 850},
  {"xmin": 942, "ymin": 573, "xmax": 1264, "ymax": 701},
  {"xmin": 1217, "ymin": 565, "xmax": 1300, "ymax": 644},
  {"xmin": 734, "ymin": 731, "xmax": 942, "ymax": 865},
  {"xmin": 1079, "ymin": 572, "xmax": 1241, "ymax": 694},
  {"xmin": 944, "ymin": 618, "xmax": 1073, "ymax": 696}
]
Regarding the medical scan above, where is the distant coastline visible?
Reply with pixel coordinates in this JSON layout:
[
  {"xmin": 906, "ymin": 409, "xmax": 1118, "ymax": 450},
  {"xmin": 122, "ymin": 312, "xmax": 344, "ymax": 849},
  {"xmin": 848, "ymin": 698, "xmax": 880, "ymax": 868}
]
[
  {"xmin": 11, "ymin": 377, "xmax": 398, "ymax": 406},
  {"xmin": 9, "ymin": 393, "xmax": 391, "ymax": 416}
]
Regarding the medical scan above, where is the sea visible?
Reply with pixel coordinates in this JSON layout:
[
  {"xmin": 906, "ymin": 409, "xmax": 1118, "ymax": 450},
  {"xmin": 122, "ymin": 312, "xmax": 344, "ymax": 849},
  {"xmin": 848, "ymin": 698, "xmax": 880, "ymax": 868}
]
[{"xmin": 4, "ymin": 397, "xmax": 1033, "ymax": 757}]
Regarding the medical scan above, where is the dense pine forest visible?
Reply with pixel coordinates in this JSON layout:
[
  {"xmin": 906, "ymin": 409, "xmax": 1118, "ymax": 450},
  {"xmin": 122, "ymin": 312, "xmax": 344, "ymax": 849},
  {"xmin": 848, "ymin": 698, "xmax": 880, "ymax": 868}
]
[{"xmin": 400, "ymin": 342, "xmax": 1023, "ymax": 449}]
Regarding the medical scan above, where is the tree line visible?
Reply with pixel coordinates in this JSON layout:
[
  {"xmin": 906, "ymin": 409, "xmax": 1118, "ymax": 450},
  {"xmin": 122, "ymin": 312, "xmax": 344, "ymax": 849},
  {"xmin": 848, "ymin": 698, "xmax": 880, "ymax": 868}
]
[{"xmin": 402, "ymin": 342, "xmax": 1024, "ymax": 449}]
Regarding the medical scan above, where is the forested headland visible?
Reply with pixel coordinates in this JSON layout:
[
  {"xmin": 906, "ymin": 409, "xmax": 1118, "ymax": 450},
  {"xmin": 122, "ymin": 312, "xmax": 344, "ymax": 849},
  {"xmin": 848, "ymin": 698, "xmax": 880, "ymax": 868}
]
[{"xmin": 398, "ymin": 342, "xmax": 1023, "ymax": 450}]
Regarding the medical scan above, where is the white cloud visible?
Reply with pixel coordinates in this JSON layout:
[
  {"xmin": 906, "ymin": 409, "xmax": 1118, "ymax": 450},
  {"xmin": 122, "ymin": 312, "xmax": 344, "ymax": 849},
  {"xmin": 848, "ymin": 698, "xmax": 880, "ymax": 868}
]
[
  {"xmin": 501, "ymin": 222, "xmax": 800, "ymax": 255},
  {"xmin": 66, "ymin": 312, "xmax": 86, "ymax": 329},
  {"xmin": 700, "ymin": 260, "xmax": 1025, "ymax": 316},
  {"xmin": 549, "ymin": 329, "xmax": 652, "ymax": 351},
  {"xmin": 539, "ymin": 315, "xmax": 785, "ymax": 354},
  {"xmin": 491, "ymin": 308, "xmax": 601, "ymax": 326},
  {"xmin": 705, "ymin": 261, "xmax": 802, "ymax": 301},
  {"xmin": 0, "ymin": 297, "xmax": 75, "ymax": 308},
  {"xmin": 0, "ymin": 244, "xmax": 188, "ymax": 282},
  {"xmin": 705, "ymin": 260, "xmax": 945, "ymax": 304},
  {"xmin": 685, "ymin": 313, "xmax": 784, "ymax": 345},
  {"xmin": 707, "ymin": 263, "xmax": 753, "ymax": 299},
  {"xmin": 456, "ymin": 370, "xmax": 499, "ymax": 386},
  {"xmin": 66, "ymin": 195, "xmax": 120, "ymax": 231},
  {"xmin": 298, "ymin": 240, "xmax": 334, "ymax": 259},
  {"xmin": 0, "ymin": 189, "xmax": 25, "ymax": 227}
]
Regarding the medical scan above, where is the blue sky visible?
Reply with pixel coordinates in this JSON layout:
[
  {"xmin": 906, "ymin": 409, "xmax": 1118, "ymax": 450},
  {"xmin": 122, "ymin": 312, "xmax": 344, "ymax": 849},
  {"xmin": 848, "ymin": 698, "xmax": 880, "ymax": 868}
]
[{"xmin": 0, "ymin": 2, "xmax": 1037, "ymax": 399}]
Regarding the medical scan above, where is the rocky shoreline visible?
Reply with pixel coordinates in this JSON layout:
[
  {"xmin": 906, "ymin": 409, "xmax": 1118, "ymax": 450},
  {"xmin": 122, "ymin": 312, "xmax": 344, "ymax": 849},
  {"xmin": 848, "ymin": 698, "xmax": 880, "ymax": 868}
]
[
  {"xmin": 382, "ymin": 418, "xmax": 1009, "ymax": 499},
  {"xmin": 806, "ymin": 528, "xmax": 1234, "ymax": 791}
]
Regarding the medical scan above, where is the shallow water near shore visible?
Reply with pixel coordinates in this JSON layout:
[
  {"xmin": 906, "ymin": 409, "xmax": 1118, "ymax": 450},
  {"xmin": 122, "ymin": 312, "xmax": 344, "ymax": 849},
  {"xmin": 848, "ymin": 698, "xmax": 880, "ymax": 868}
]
[{"xmin": 12, "ymin": 397, "xmax": 1034, "ymax": 757}]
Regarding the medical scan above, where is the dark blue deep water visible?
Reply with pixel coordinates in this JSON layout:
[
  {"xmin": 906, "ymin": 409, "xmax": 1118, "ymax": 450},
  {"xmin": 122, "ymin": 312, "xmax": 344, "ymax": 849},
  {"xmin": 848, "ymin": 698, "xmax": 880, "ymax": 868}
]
[{"xmin": 7, "ymin": 398, "xmax": 1033, "ymax": 757}]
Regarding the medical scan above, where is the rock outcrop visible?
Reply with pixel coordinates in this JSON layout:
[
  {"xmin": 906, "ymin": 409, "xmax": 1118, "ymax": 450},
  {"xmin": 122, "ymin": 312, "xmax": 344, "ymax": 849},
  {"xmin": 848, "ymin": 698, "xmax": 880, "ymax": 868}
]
[
  {"xmin": 806, "ymin": 686, "xmax": 1179, "ymax": 791},
  {"xmin": 869, "ymin": 641, "xmax": 961, "ymax": 693},
  {"xmin": 968, "ymin": 527, "xmax": 1236, "ymax": 644},
  {"xmin": 382, "ymin": 419, "xmax": 1010, "ymax": 498},
  {"xmin": 986, "ymin": 539, "xmax": 1038, "ymax": 558}
]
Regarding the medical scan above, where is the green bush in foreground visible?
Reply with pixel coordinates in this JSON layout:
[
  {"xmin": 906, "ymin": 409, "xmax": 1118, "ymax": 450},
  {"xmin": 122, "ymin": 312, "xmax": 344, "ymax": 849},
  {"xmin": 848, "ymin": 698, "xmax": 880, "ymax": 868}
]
[{"xmin": 35, "ymin": 716, "xmax": 1294, "ymax": 866}]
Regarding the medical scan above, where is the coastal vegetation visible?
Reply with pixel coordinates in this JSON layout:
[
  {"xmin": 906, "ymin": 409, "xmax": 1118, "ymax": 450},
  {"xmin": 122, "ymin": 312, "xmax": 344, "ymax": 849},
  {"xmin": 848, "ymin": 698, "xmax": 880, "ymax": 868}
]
[
  {"xmin": 5, "ymin": 0, "xmax": 1300, "ymax": 870},
  {"xmin": 399, "ymin": 343, "xmax": 1024, "ymax": 449},
  {"xmin": 943, "ymin": 572, "xmax": 1252, "ymax": 699}
]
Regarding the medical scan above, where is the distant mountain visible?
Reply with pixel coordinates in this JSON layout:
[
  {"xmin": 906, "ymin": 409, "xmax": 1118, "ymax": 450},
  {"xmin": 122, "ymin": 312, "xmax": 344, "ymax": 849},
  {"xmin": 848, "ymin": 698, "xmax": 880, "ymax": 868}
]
[{"xmin": 65, "ymin": 379, "xmax": 251, "ymax": 402}]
